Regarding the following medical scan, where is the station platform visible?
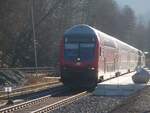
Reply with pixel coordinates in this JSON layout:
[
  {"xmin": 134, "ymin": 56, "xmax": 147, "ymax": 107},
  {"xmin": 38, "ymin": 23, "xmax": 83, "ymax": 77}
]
[{"xmin": 93, "ymin": 72, "xmax": 150, "ymax": 96}]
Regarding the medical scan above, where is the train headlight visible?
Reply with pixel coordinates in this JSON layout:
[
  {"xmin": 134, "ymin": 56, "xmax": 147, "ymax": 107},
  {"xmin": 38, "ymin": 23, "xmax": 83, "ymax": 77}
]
[
  {"xmin": 88, "ymin": 66, "xmax": 95, "ymax": 70},
  {"xmin": 91, "ymin": 67, "xmax": 95, "ymax": 70}
]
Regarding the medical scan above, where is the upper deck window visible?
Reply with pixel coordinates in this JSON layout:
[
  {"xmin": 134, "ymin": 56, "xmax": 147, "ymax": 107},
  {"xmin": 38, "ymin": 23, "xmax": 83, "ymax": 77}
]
[
  {"xmin": 80, "ymin": 43, "xmax": 95, "ymax": 48},
  {"xmin": 65, "ymin": 43, "xmax": 78, "ymax": 49},
  {"xmin": 103, "ymin": 38, "xmax": 116, "ymax": 48},
  {"xmin": 64, "ymin": 43, "xmax": 95, "ymax": 61},
  {"xmin": 65, "ymin": 35, "xmax": 95, "ymax": 43}
]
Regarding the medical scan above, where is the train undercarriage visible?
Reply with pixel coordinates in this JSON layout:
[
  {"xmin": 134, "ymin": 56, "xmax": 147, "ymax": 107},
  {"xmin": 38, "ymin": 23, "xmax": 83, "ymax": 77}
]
[{"xmin": 60, "ymin": 68, "xmax": 98, "ymax": 89}]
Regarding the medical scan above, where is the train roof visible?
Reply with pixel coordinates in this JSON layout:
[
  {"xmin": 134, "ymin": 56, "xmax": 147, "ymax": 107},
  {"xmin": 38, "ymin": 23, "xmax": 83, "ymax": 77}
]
[
  {"xmin": 65, "ymin": 24, "xmax": 95, "ymax": 35},
  {"xmin": 96, "ymin": 29, "xmax": 139, "ymax": 51},
  {"xmin": 65, "ymin": 24, "xmax": 140, "ymax": 52}
]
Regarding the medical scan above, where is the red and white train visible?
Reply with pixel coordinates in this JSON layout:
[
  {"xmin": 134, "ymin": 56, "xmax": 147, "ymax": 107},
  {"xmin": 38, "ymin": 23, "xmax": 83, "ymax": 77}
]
[{"xmin": 59, "ymin": 24, "xmax": 145, "ymax": 89}]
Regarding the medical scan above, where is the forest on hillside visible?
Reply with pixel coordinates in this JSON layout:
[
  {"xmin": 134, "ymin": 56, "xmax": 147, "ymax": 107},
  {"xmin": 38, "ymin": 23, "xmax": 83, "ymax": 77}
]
[{"xmin": 0, "ymin": 0, "xmax": 150, "ymax": 67}]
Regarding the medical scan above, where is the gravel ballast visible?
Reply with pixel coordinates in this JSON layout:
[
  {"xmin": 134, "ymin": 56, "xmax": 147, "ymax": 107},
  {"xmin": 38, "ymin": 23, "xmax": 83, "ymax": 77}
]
[
  {"xmin": 50, "ymin": 86, "xmax": 150, "ymax": 113},
  {"xmin": 110, "ymin": 86, "xmax": 150, "ymax": 113},
  {"xmin": 50, "ymin": 94, "xmax": 126, "ymax": 113}
]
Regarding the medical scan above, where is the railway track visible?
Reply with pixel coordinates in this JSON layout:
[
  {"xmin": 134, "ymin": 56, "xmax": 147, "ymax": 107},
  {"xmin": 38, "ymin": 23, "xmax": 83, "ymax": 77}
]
[
  {"xmin": 0, "ymin": 71, "xmax": 134, "ymax": 113},
  {"xmin": 31, "ymin": 91, "xmax": 89, "ymax": 113},
  {"xmin": 0, "ymin": 91, "xmax": 88, "ymax": 113},
  {"xmin": 0, "ymin": 67, "xmax": 57, "ymax": 73},
  {"xmin": 0, "ymin": 81, "xmax": 61, "ymax": 100},
  {"xmin": 0, "ymin": 85, "xmax": 69, "ymax": 113},
  {"xmin": 0, "ymin": 83, "xmax": 63, "ymax": 107}
]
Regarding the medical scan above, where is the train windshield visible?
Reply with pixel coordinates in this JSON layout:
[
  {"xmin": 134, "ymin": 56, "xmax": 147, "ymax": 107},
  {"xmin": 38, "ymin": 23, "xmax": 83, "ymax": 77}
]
[
  {"xmin": 80, "ymin": 43, "xmax": 95, "ymax": 61},
  {"xmin": 65, "ymin": 36, "xmax": 95, "ymax": 43},
  {"xmin": 64, "ymin": 43, "xmax": 78, "ymax": 61},
  {"xmin": 64, "ymin": 41, "xmax": 95, "ymax": 62}
]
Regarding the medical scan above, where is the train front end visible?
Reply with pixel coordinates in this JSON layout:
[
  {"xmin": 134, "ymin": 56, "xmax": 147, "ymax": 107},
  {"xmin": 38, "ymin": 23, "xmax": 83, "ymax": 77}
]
[{"xmin": 59, "ymin": 25, "xmax": 99, "ymax": 89}]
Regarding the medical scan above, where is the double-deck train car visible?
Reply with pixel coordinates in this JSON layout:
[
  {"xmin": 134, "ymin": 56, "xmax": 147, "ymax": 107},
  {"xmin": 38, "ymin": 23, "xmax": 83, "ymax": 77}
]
[{"xmin": 59, "ymin": 24, "xmax": 145, "ymax": 89}]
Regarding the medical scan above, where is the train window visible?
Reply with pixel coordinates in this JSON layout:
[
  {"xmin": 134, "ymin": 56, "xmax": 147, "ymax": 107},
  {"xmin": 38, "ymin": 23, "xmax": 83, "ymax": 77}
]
[
  {"xmin": 64, "ymin": 35, "xmax": 95, "ymax": 43},
  {"xmin": 80, "ymin": 43, "xmax": 95, "ymax": 48},
  {"xmin": 103, "ymin": 37, "xmax": 116, "ymax": 48},
  {"xmin": 64, "ymin": 43, "xmax": 78, "ymax": 61},
  {"xmin": 65, "ymin": 37, "xmax": 68, "ymax": 42},
  {"xmin": 100, "ymin": 47, "xmax": 101, "ymax": 56},
  {"xmin": 80, "ymin": 43, "xmax": 95, "ymax": 61},
  {"xmin": 104, "ymin": 40, "xmax": 116, "ymax": 48},
  {"xmin": 65, "ymin": 43, "xmax": 78, "ymax": 49}
]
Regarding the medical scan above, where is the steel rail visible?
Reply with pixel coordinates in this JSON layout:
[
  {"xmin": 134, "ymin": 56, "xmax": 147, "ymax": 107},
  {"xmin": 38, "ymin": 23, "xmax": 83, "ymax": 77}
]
[
  {"xmin": 0, "ymin": 71, "xmax": 136, "ymax": 113},
  {"xmin": 0, "ymin": 79, "xmax": 60, "ymax": 92},
  {"xmin": 31, "ymin": 91, "xmax": 88, "ymax": 113},
  {"xmin": 0, "ymin": 86, "xmax": 66, "ymax": 113},
  {"xmin": 0, "ymin": 67, "xmax": 55, "ymax": 70},
  {"xmin": 30, "ymin": 71, "xmax": 137, "ymax": 113},
  {"xmin": 0, "ymin": 95, "xmax": 52, "ymax": 113},
  {"xmin": 0, "ymin": 82, "xmax": 62, "ymax": 100},
  {"xmin": 30, "ymin": 71, "xmax": 138, "ymax": 113},
  {"xmin": 0, "ymin": 67, "xmax": 57, "ymax": 73}
]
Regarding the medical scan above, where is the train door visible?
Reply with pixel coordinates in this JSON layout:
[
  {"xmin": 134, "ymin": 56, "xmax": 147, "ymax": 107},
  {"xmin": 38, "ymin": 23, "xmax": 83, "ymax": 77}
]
[
  {"xmin": 113, "ymin": 41, "xmax": 118, "ymax": 77},
  {"xmin": 116, "ymin": 48, "xmax": 121, "ymax": 75},
  {"xmin": 100, "ymin": 46, "xmax": 105, "ymax": 73},
  {"xmin": 114, "ymin": 52, "xmax": 117, "ymax": 73},
  {"xmin": 127, "ymin": 51, "xmax": 131, "ymax": 72},
  {"xmin": 98, "ymin": 45, "xmax": 105, "ymax": 81},
  {"xmin": 104, "ymin": 57, "xmax": 106, "ymax": 73},
  {"xmin": 103, "ymin": 45, "xmax": 106, "ymax": 74},
  {"xmin": 137, "ymin": 51, "xmax": 142, "ymax": 67}
]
